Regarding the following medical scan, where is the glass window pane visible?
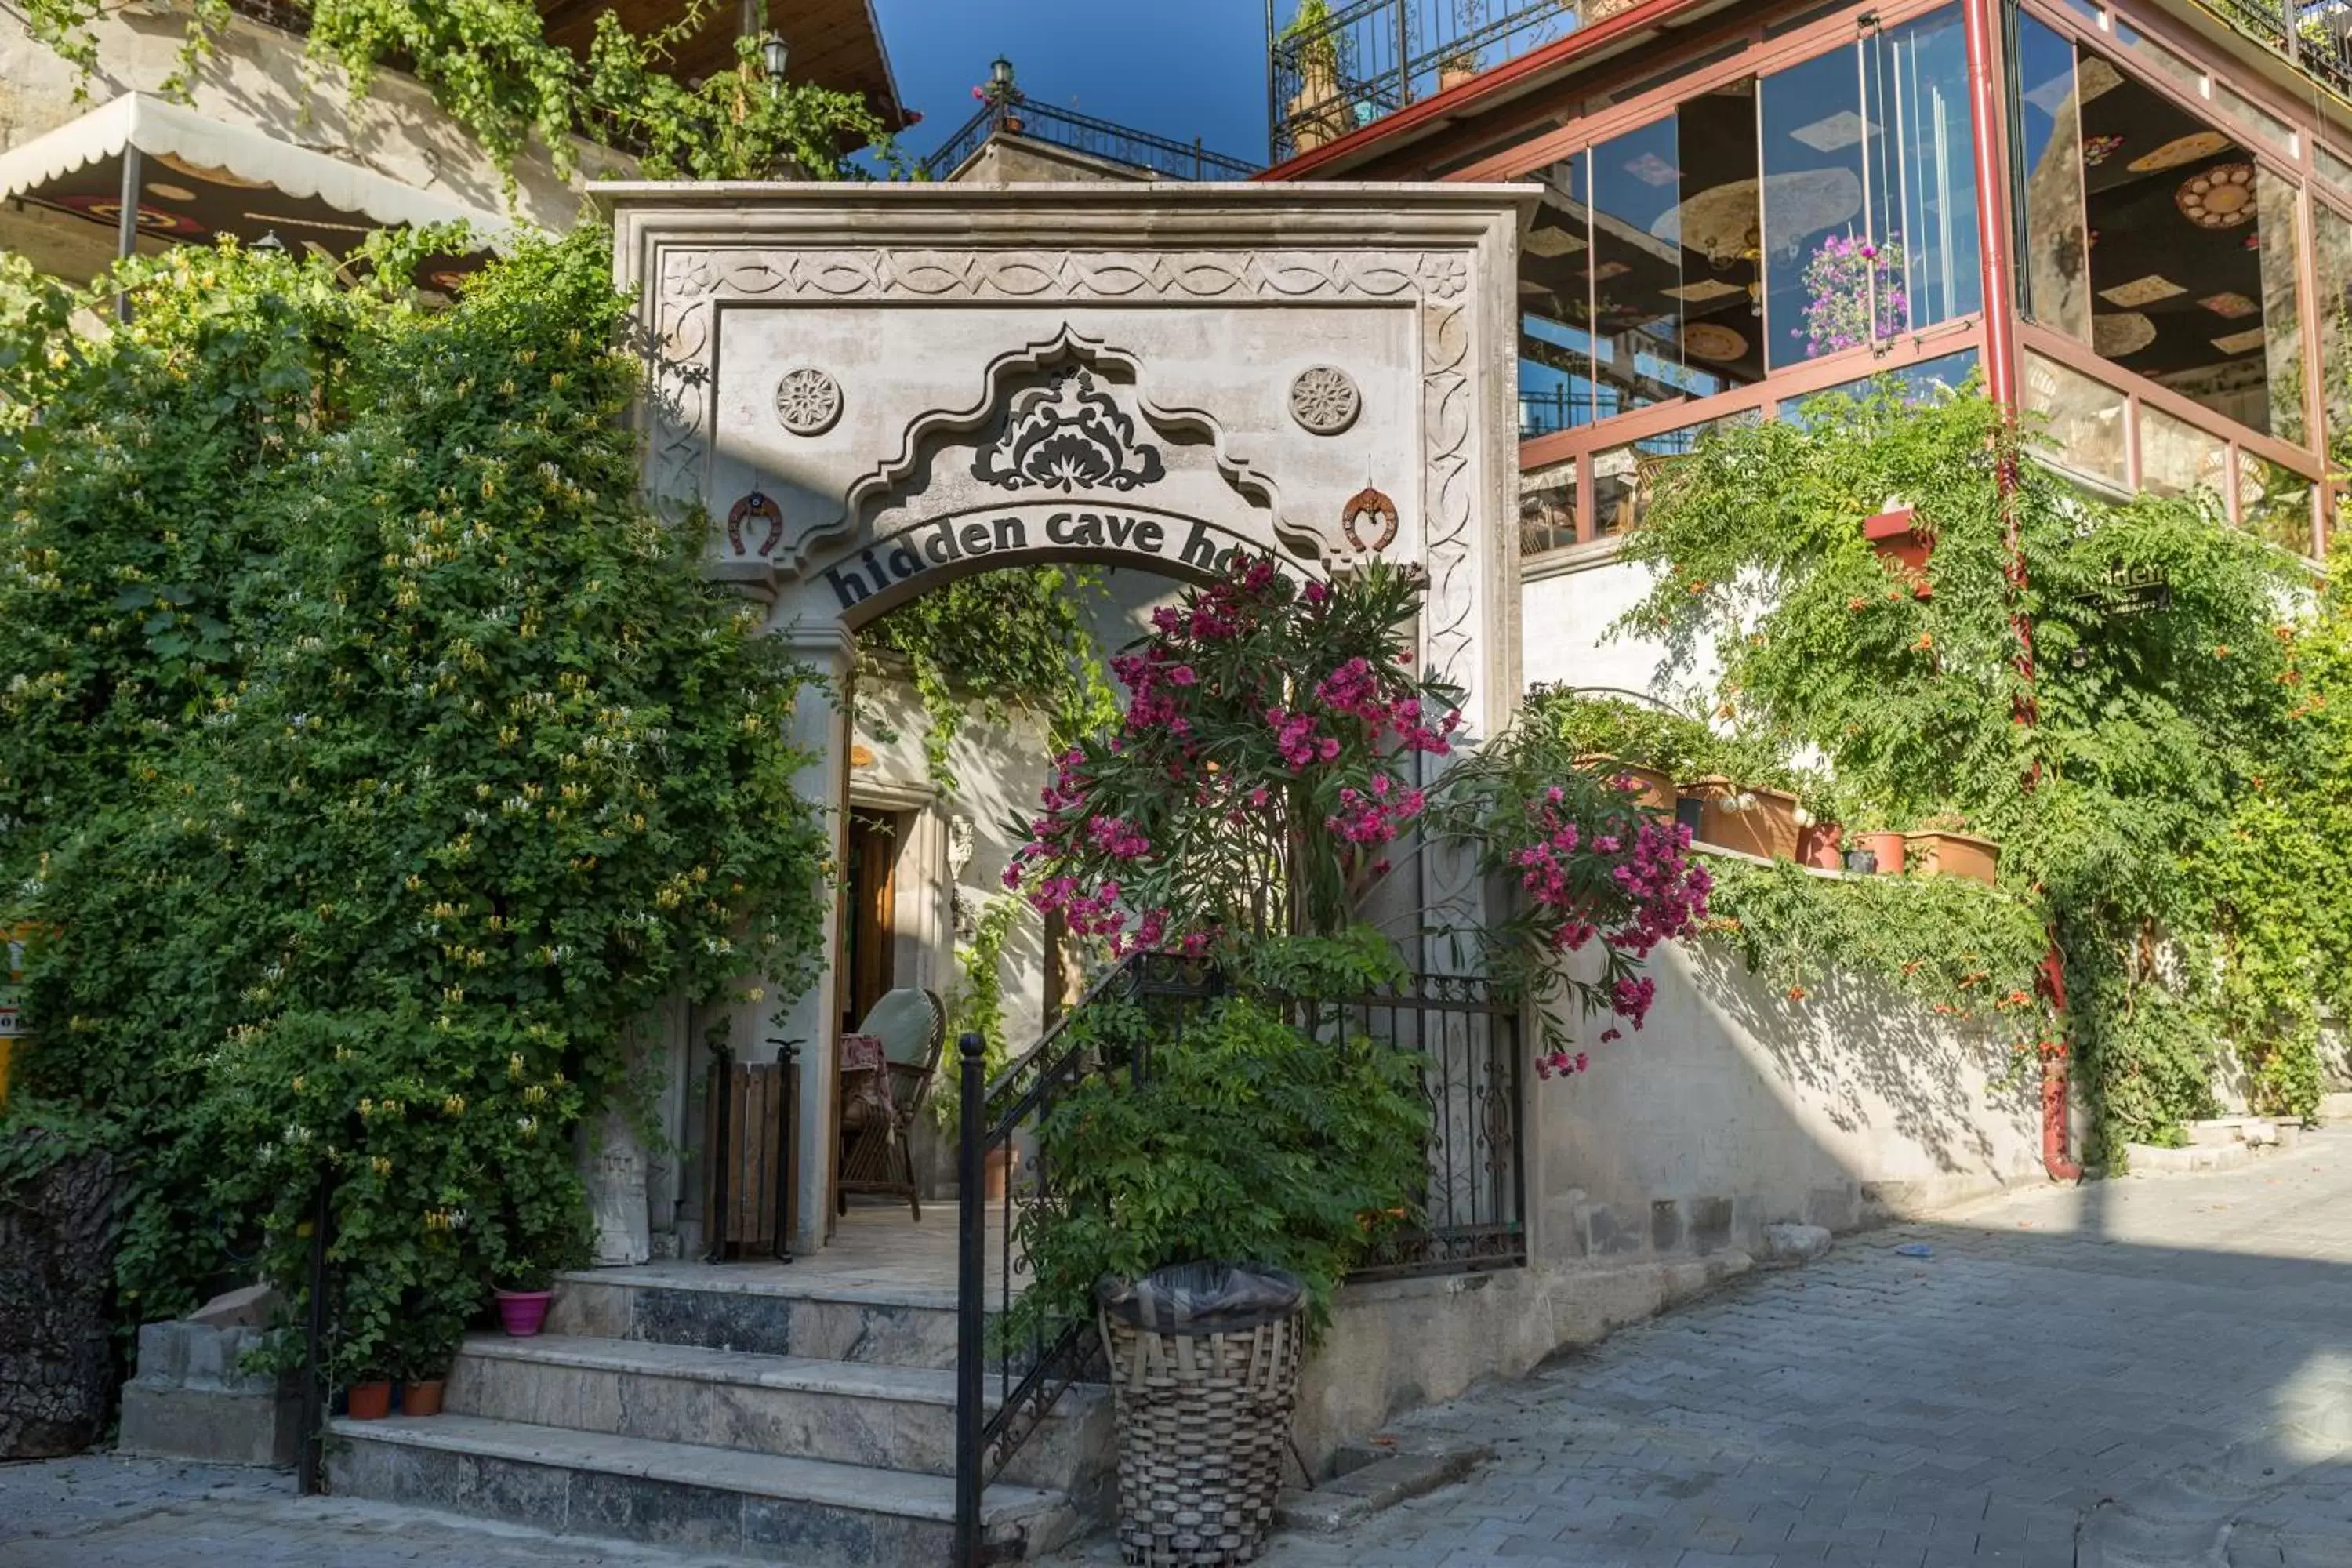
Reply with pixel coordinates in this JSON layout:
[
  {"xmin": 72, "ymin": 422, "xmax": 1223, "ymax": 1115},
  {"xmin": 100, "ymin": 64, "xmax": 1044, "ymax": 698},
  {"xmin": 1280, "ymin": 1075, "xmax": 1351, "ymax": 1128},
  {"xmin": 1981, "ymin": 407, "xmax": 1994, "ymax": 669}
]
[
  {"xmin": 1864, "ymin": 6, "xmax": 1984, "ymax": 335},
  {"xmin": 2238, "ymin": 454, "xmax": 2316, "ymax": 557},
  {"xmin": 2078, "ymin": 52, "xmax": 2291, "ymax": 437},
  {"xmin": 1520, "ymin": 151, "xmax": 1596, "ymax": 438},
  {"xmin": 2318, "ymin": 143, "xmax": 2352, "ymax": 202},
  {"xmin": 1761, "ymin": 46, "xmax": 1872, "ymax": 369},
  {"xmin": 1520, "ymin": 459, "xmax": 1580, "ymax": 556},
  {"xmin": 2314, "ymin": 202, "xmax": 2352, "ymax": 452},
  {"xmin": 2139, "ymin": 405, "xmax": 2227, "ymax": 504},
  {"xmin": 1592, "ymin": 412, "xmax": 1759, "ymax": 535},
  {"xmin": 1776, "ymin": 346, "xmax": 1980, "ymax": 425},
  {"xmin": 2023, "ymin": 350, "xmax": 2128, "ymax": 486},
  {"xmin": 1589, "ymin": 94, "xmax": 1766, "ymax": 418},
  {"xmin": 2212, "ymin": 82, "xmax": 2295, "ymax": 158},
  {"xmin": 2111, "ymin": 20, "xmax": 2207, "ymax": 96},
  {"xmin": 2012, "ymin": 13, "xmax": 2092, "ymax": 343}
]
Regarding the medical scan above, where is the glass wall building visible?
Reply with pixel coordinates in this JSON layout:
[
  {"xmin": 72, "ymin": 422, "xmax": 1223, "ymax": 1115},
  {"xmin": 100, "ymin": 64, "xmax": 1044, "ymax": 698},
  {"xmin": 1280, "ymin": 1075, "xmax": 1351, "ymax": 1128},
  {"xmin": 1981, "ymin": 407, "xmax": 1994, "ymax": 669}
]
[{"xmin": 1267, "ymin": 0, "xmax": 2350, "ymax": 563}]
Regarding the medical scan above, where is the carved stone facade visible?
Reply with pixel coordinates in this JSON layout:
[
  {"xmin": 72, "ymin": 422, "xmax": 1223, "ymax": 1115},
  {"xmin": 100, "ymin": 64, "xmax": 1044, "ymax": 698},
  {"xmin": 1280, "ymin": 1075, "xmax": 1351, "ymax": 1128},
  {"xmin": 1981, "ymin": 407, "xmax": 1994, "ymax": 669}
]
[{"xmin": 601, "ymin": 182, "xmax": 1530, "ymax": 1253}]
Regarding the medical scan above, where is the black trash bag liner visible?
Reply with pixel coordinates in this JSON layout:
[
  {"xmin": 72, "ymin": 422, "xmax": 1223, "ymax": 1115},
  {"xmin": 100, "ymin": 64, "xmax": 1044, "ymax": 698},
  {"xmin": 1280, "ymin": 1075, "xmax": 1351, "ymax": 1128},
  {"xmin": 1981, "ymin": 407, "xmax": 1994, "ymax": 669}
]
[{"xmin": 1095, "ymin": 1261, "xmax": 1305, "ymax": 1336}]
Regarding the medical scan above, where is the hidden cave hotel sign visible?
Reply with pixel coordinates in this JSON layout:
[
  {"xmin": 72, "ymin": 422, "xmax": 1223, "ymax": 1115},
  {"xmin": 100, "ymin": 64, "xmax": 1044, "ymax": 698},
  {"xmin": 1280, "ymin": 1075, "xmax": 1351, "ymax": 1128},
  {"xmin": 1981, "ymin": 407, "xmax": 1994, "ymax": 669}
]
[{"xmin": 597, "ymin": 180, "xmax": 1530, "ymax": 1252}]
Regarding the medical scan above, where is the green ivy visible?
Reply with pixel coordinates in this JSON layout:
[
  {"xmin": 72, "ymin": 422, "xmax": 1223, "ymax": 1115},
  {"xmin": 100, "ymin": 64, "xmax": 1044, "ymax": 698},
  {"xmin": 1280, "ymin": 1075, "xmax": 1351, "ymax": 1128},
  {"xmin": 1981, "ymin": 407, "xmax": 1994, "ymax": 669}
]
[
  {"xmin": 1617, "ymin": 380, "xmax": 2318, "ymax": 1152},
  {"xmin": 859, "ymin": 568, "xmax": 1116, "ymax": 791},
  {"xmin": 0, "ymin": 230, "xmax": 829, "ymax": 1380},
  {"xmin": 932, "ymin": 893, "xmax": 1018, "ymax": 1136}
]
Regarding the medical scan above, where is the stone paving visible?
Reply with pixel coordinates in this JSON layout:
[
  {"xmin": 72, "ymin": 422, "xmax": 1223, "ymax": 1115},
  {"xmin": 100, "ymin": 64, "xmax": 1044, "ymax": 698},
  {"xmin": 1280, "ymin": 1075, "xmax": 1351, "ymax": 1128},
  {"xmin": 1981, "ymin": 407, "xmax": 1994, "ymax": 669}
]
[
  {"xmin": 1190, "ymin": 1129, "xmax": 2352, "ymax": 1568},
  {"xmin": 9, "ymin": 1133, "xmax": 2352, "ymax": 1566}
]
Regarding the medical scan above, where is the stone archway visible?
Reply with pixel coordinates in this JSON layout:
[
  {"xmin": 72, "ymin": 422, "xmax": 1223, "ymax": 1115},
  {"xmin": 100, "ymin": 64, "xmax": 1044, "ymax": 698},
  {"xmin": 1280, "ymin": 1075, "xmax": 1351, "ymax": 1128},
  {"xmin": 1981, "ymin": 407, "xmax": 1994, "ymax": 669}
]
[{"xmin": 604, "ymin": 180, "xmax": 1531, "ymax": 1254}]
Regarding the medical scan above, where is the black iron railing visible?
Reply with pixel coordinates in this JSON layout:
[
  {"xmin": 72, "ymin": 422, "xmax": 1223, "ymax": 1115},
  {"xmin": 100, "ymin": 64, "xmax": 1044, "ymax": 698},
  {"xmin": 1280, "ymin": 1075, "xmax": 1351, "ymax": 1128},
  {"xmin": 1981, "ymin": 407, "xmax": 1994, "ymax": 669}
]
[
  {"xmin": 949, "ymin": 953, "xmax": 1526, "ymax": 1563},
  {"xmin": 2160, "ymin": 2, "xmax": 2352, "ymax": 101},
  {"xmin": 1269, "ymin": 0, "xmax": 1637, "ymax": 163},
  {"xmin": 920, "ymin": 99, "xmax": 1261, "ymax": 181}
]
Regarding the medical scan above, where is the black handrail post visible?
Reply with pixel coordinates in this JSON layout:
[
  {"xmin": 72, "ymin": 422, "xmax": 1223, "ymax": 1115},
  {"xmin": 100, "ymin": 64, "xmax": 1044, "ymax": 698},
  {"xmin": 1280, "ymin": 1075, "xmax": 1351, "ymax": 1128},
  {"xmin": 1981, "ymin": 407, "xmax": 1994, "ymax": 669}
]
[
  {"xmin": 703, "ymin": 1043, "xmax": 731, "ymax": 1265},
  {"xmin": 771, "ymin": 1040, "xmax": 799, "ymax": 1264},
  {"xmin": 953, "ymin": 1031, "xmax": 988, "ymax": 1566},
  {"xmin": 296, "ymin": 1173, "xmax": 331, "ymax": 1496}
]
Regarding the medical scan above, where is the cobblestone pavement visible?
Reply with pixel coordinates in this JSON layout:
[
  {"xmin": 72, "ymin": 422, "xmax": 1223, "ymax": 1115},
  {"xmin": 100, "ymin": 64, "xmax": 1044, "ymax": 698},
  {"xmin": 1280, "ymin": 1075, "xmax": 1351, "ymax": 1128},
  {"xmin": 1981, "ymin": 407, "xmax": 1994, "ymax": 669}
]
[
  {"xmin": 10, "ymin": 1136, "xmax": 2352, "ymax": 1566},
  {"xmin": 1200, "ymin": 1130, "xmax": 2352, "ymax": 1568}
]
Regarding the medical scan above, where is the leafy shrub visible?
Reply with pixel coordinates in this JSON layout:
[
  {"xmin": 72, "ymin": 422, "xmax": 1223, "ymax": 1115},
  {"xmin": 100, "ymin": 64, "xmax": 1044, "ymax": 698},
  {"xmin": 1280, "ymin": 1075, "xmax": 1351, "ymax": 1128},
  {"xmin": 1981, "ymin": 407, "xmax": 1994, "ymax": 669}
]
[
  {"xmin": 1003, "ymin": 931, "xmax": 1430, "ymax": 1345},
  {"xmin": 0, "ymin": 231, "xmax": 829, "ymax": 1379}
]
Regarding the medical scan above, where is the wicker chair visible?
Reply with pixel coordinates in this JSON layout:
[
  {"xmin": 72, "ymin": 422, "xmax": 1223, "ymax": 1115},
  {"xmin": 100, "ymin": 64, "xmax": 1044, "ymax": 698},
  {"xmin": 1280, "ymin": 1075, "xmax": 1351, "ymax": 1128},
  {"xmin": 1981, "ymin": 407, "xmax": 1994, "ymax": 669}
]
[{"xmin": 834, "ymin": 987, "xmax": 946, "ymax": 1220}]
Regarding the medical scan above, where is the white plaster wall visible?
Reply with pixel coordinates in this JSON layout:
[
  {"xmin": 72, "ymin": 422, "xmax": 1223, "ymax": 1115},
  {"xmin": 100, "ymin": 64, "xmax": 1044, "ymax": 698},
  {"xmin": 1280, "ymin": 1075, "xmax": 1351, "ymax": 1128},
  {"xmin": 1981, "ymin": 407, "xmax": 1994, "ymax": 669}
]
[
  {"xmin": 1529, "ymin": 936, "xmax": 2045, "ymax": 1263},
  {"xmin": 0, "ymin": 6, "xmax": 613, "ymax": 235},
  {"xmin": 1518, "ymin": 547, "xmax": 1727, "ymax": 703}
]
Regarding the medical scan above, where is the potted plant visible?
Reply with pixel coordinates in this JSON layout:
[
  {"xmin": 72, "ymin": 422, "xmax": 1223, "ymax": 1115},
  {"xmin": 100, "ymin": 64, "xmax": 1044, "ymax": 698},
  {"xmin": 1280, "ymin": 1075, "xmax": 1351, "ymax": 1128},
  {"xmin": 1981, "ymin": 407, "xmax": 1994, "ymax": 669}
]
[
  {"xmin": 493, "ymin": 1265, "xmax": 556, "ymax": 1337},
  {"xmin": 345, "ymin": 1366, "xmax": 393, "ymax": 1421},
  {"xmin": 1282, "ymin": 0, "xmax": 1350, "ymax": 151},
  {"xmin": 1905, "ymin": 815, "xmax": 2000, "ymax": 885},
  {"xmin": 1437, "ymin": 45, "xmax": 1481, "ymax": 92},
  {"xmin": 1573, "ymin": 753, "xmax": 1676, "ymax": 814},
  {"xmin": 1795, "ymin": 811, "xmax": 1844, "ymax": 871},
  {"xmin": 401, "ymin": 1362, "xmax": 447, "ymax": 1417},
  {"xmin": 1004, "ymin": 935, "xmax": 1431, "ymax": 1567},
  {"xmin": 1680, "ymin": 775, "xmax": 1800, "ymax": 861},
  {"xmin": 1863, "ymin": 502, "xmax": 1933, "ymax": 592}
]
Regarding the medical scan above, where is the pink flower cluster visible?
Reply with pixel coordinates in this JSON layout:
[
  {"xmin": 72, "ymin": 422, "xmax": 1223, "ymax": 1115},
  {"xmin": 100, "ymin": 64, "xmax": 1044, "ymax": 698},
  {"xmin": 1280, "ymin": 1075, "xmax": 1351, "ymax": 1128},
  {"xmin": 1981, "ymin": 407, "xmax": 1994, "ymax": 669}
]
[
  {"xmin": 1508, "ymin": 783, "xmax": 1709, "ymax": 1043},
  {"xmin": 1327, "ymin": 774, "xmax": 1427, "ymax": 848}
]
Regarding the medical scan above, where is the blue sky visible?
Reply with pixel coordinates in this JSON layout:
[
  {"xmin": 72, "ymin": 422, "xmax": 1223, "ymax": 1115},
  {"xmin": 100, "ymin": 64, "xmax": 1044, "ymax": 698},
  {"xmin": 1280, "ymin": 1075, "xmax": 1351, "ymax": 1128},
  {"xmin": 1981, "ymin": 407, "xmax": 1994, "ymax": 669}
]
[{"xmin": 870, "ymin": 0, "xmax": 1279, "ymax": 169}]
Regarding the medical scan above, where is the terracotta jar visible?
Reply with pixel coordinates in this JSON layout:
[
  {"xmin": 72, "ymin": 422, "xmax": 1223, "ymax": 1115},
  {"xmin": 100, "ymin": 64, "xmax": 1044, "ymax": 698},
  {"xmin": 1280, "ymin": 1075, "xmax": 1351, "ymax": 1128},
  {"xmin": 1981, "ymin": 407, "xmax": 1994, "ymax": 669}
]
[
  {"xmin": 1575, "ymin": 754, "xmax": 1677, "ymax": 814},
  {"xmin": 1680, "ymin": 776, "xmax": 1800, "ymax": 861},
  {"xmin": 1796, "ymin": 822, "xmax": 1845, "ymax": 871},
  {"xmin": 402, "ymin": 1378, "xmax": 445, "ymax": 1417},
  {"xmin": 1853, "ymin": 831, "xmax": 1908, "ymax": 874},
  {"xmin": 1905, "ymin": 831, "xmax": 1999, "ymax": 886},
  {"xmin": 346, "ymin": 1380, "xmax": 392, "ymax": 1421}
]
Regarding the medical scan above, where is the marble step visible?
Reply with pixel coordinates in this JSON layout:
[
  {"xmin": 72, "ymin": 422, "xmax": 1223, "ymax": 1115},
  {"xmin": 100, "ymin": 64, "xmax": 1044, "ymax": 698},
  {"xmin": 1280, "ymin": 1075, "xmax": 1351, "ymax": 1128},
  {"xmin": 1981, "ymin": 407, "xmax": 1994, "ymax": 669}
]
[
  {"xmin": 549, "ymin": 1266, "xmax": 970, "ymax": 1370},
  {"xmin": 449, "ymin": 1332, "xmax": 1111, "ymax": 1494},
  {"xmin": 327, "ymin": 1412, "xmax": 1074, "ymax": 1564}
]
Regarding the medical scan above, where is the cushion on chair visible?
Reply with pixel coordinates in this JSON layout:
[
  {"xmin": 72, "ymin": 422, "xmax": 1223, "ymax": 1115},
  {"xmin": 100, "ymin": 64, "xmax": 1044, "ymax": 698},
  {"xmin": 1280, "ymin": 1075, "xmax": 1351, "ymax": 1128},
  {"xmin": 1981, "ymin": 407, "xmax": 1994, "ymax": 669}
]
[{"xmin": 858, "ymin": 988, "xmax": 940, "ymax": 1067}]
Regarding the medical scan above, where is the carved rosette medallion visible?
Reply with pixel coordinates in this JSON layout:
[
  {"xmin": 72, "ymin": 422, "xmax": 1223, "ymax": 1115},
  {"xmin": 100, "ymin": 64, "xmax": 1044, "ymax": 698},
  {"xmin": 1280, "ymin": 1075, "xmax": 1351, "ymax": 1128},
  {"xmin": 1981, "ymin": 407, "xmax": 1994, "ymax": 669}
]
[
  {"xmin": 1289, "ymin": 365, "xmax": 1360, "ymax": 435},
  {"xmin": 774, "ymin": 367, "xmax": 844, "ymax": 435},
  {"xmin": 972, "ymin": 369, "xmax": 1164, "ymax": 492}
]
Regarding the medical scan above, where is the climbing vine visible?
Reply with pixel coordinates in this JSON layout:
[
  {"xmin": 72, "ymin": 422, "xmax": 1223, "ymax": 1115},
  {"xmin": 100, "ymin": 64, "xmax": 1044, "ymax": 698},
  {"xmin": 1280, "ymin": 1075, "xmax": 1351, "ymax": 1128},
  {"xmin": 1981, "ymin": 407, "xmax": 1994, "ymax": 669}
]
[
  {"xmin": 858, "ymin": 567, "xmax": 1117, "ymax": 790},
  {"xmin": 1615, "ymin": 380, "xmax": 2319, "ymax": 1152},
  {"xmin": 0, "ymin": 230, "xmax": 829, "ymax": 1378},
  {"xmin": 26, "ymin": 0, "xmax": 892, "ymax": 185}
]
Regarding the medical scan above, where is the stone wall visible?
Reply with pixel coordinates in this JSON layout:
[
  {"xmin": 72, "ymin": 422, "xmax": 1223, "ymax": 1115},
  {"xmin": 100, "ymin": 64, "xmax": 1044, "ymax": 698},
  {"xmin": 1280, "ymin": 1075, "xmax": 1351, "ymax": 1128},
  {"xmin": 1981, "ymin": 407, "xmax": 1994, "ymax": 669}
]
[{"xmin": 1527, "ymin": 938, "xmax": 2046, "ymax": 1265}]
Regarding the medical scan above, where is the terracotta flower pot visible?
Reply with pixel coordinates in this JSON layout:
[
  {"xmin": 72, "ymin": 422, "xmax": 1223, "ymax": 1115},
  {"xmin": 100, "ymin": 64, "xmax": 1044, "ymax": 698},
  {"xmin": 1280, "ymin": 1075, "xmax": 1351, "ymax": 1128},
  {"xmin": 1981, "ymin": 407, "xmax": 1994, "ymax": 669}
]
[
  {"xmin": 1905, "ymin": 830, "xmax": 1999, "ymax": 886},
  {"xmin": 1439, "ymin": 60, "xmax": 1479, "ymax": 92},
  {"xmin": 1797, "ymin": 822, "xmax": 1845, "ymax": 871},
  {"xmin": 1864, "ymin": 506, "xmax": 1932, "ymax": 584},
  {"xmin": 1854, "ymin": 831, "xmax": 1907, "ymax": 874},
  {"xmin": 1575, "ymin": 754, "xmax": 1676, "ymax": 814},
  {"xmin": 402, "ymin": 1378, "xmax": 445, "ymax": 1417},
  {"xmin": 346, "ymin": 1380, "xmax": 392, "ymax": 1421},
  {"xmin": 494, "ymin": 1288, "xmax": 554, "ymax": 1337},
  {"xmin": 1680, "ymin": 776, "xmax": 1800, "ymax": 861}
]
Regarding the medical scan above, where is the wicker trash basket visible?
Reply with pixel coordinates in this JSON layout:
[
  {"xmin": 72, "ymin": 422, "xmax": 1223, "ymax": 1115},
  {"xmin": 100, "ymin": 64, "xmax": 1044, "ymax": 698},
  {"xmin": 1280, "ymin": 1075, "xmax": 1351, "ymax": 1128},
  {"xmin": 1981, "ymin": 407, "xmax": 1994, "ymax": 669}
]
[{"xmin": 1097, "ymin": 1265, "xmax": 1308, "ymax": 1567}]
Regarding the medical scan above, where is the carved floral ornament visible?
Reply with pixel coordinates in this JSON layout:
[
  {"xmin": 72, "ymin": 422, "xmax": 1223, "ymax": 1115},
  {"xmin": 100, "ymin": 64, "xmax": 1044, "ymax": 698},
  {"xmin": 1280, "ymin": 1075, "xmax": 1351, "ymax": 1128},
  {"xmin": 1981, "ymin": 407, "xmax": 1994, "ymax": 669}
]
[
  {"xmin": 1289, "ymin": 365, "xmax": 1360, "ymax": 435},
  {"xmin": 644, "ymin": 238, "xmax": 1491, "ymax": 713},
  {"xmin": 971, "ymin": 369, "xmax": 1164, "ymax": 492},
  {"xmin": 773, "ymin": 367, "xmax": 843, "ymax": 434}
]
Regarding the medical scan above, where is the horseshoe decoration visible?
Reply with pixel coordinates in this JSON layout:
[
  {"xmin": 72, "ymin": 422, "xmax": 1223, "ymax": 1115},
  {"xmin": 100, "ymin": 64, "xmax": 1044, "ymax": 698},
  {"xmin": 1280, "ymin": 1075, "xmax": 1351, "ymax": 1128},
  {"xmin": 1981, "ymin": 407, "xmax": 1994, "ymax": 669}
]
[
  {"xmin": 1341, "ymin": 486, "xmax": 1399, "ymax": 554},
  {"xmin": 727, "ymin": 491, "xmax": 785, "ymax": 557}
]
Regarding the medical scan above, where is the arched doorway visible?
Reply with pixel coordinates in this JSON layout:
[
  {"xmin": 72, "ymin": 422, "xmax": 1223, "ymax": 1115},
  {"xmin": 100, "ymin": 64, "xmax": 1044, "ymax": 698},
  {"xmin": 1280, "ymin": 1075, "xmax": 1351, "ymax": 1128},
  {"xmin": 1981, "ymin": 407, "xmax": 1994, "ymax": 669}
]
[{"xmin": 605, "ymin": 179, "xmax": 1530, "ymax": 1255}]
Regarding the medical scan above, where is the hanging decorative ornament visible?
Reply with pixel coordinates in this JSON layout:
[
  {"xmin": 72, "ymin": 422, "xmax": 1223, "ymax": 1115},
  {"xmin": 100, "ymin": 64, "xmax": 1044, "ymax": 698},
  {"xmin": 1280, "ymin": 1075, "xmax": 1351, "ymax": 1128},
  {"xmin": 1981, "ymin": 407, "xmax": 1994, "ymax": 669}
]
[
  {"xmin": 1341, "ymin": 486, "xmax": 1399, "ymax": 553},
  {"xmin": 727, "ymin": 491, "xmax": 785, "ymax": 557},
  {"xmin": 2128, "ymin": 130, "xmax": 2229, "ymax": 173},
  {"xmin": 2175, "ymin": 163, "xmax": 2256, "ymax": 229},
  {"xmin": 2082, "ymin": 133, "xmax": 2125, "ymax": 166}
]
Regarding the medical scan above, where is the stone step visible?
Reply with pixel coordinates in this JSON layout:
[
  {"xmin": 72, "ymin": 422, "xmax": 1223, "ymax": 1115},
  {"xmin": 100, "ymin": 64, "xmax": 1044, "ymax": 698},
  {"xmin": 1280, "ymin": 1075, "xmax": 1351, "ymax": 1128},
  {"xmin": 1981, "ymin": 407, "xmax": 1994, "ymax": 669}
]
[
  {"xmin": 549, "ymin": 1267, "xmax": 965, "ymax": 1370},
  {"xmin": 327, "ymin": 1412, "xmax": 1074, "ymax": 1563},
  {"xmin": 449, "ymin": 1332, "xmax": 1110, "ymax": 1494}
]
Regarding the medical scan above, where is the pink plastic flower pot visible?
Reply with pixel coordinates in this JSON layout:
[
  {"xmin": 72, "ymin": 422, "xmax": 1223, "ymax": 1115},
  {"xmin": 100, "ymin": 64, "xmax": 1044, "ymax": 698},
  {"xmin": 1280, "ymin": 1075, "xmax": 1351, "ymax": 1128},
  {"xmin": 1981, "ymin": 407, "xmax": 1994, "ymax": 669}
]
[{"xmin": 494, "ymin": 1288, "xmax": 553, "ymax": 1337}]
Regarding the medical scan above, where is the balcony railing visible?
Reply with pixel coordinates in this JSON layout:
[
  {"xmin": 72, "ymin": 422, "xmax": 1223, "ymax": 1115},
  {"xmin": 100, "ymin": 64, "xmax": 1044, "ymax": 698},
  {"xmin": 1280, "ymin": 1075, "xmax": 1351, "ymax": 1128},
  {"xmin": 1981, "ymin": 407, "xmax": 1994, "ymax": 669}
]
[
  {"xmin": 1269, "ymin": 0, "xmax": 1639, "ymax": 163},
  {"xmin": 2198, "ymin": 0, "xmax": 2352, "ymax": 100},
  {"xmin": 920, "ymin": 99, "xmax": 1261, "ymax": 181}
]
